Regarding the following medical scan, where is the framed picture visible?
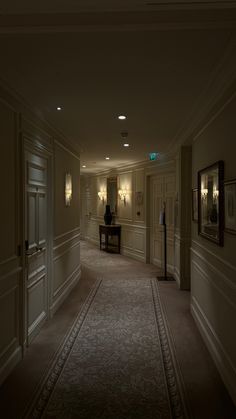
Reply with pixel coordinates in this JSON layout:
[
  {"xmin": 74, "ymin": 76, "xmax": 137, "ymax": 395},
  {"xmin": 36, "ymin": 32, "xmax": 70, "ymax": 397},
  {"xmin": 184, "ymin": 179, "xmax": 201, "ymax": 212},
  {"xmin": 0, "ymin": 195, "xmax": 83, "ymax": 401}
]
[
  {"xmin": 224, "ymin": 179, "xmax": 236, "ymax": 234},
  {"xmin": 198, "ymin": 160, "xmax": 224, "ymax": 246},
  {"xmin": 192, "ymin": 188, "xmax": 198, "ymax": 222}
]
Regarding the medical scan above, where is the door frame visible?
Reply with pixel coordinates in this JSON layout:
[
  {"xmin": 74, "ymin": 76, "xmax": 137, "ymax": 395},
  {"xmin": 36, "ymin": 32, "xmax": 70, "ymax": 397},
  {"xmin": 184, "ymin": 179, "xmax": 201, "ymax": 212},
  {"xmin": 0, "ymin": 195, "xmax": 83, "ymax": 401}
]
[
  {"xmin": 145, "ymin": 168, "xmax": 176, "ymax": 269},
  {"xmin": 21, "ymin": 135, "xmax": 53, "ymax": 349}
]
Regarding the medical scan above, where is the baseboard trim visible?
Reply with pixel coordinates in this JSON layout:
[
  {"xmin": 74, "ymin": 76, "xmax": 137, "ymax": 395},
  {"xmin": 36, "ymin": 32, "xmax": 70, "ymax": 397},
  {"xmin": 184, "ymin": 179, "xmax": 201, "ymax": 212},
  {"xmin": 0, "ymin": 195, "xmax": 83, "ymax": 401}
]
[
  {"xmin": 173, "ymin": 269, "xmax": 180, "ymax": 287},
  {"xmin": 122, "ymin": 248, "xmax": 145, "ymax": 262},
  {"xmin": 0, "ymin": 346, "xmax": 22, "ymax": 386},
  {"xmin": 50, "ymin": 269, "xmax": 81, "ymax": 317},
  {"xmin": 28, "ymin": 311, "xmax": 47, "ymax": 345},
  {"xmin": 191, "ymin": 297, "xmax": 236, "ymax": 405}
]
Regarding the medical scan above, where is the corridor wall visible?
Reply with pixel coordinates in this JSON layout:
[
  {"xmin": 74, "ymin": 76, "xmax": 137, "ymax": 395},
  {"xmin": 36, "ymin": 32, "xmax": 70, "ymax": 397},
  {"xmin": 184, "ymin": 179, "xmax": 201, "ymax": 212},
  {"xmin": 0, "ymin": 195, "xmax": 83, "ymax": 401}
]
[
  {"xmin": 191, "ymin": 93, "xmax": 236, "ymax": 404},
  {"xmin": 80, "ymin": 159, "xmax": 176, "ymax": 266},
  {"xmin": 0, "ymin": 84, "xmax": 81, "ymax": 384}
]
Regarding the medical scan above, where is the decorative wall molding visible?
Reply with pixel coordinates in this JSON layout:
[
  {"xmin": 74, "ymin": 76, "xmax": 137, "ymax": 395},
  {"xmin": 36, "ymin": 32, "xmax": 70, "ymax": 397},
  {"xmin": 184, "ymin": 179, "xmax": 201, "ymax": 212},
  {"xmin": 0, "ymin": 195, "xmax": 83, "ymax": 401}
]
[
  {"xmin": 50, "ymin": 268, "xmax": 81, "ymax": 317},
  {"xmin": 0, "ymin": 79, "xmax": 80, "ymax": 156},
  {"xmin": 191, "ymin": 246, "xmax": 236, "ymax": 404},
  {"xmin": 191, "ymin": 296, "xmax": 236, "ymax": 405},
  {"xmin": 53, "ymin": 240, "xmax": 80, "ymax": 263},
  {"xmin": 52, "ymin": 228, "xmax": 81, "ymax": 316},
  {"xmin": 191, "ymin": 240, "xmax": 236, "ymax": 288},
  {"xmin": 0, "ymin": 346, "xmax": 22, "ymax": 387},
  {"xmin": 54, "ymin": 139, "xmax": 80, "ymax": 161},
  {"xmin": 191, "ymin": 257, "xmax": 236, "ymax": 309},
  {"xmin": 21, "ymin": 116, "xmax": 53, "ymax": 151},
  {"xmin": 169, "ymin": 36, "xmax": 236, "ymax": 153},
  {"xmin": 1, "ymin": 8, "xmax": 236, "ymax": 34},
  {"xmin": 54, "ymin": 227, "xmax": 80, "ymax": 245}
]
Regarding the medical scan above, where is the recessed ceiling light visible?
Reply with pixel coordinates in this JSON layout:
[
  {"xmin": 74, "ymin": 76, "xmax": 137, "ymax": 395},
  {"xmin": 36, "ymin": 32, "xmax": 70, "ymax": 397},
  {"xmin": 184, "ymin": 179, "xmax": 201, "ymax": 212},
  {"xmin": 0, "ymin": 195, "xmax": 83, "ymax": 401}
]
[
  {"xmin": 123, "ymin": 143, "xmax": 130, "ymax": 147},
  {"xmin": 57, "ymin": 106, "xmax": 62, "ymax": 111},
  {"xmin": 118, "ymin": 115, "xmax": 126, "ymax": 120},
  {"xmin": 82, "ymin": 165, "xmax": 86, "ymax": 168},
  {"xmin": 105, "ymin": 157, "xmax": 110, "ymax": 160}
]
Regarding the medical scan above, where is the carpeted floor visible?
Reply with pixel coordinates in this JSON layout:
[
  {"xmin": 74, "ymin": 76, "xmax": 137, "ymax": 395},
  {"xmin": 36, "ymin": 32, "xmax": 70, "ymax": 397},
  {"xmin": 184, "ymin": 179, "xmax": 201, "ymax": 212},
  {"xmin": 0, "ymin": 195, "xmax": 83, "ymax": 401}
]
[
  {"xmin": 25, "ymin": 278, "xmax": 188, "ymax": 419},
  {"xmin": 0, "ymin": 240, "xmax": 235, "ymax": 418}
]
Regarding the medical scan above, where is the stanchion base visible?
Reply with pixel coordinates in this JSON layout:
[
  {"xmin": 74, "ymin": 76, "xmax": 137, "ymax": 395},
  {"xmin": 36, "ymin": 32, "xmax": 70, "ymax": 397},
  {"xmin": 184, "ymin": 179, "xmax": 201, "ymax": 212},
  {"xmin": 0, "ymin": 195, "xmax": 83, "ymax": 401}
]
[{"xmin": 157, "ymin": 276, "xmax": 175, "ymax": 281}]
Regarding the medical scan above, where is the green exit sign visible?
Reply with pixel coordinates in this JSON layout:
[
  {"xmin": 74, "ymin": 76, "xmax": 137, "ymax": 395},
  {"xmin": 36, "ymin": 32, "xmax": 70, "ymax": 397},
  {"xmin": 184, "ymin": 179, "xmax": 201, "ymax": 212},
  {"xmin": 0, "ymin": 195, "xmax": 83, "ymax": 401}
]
[{"xmin": 149, "ymin": 152, "xmax": 159, "ymax": 161}]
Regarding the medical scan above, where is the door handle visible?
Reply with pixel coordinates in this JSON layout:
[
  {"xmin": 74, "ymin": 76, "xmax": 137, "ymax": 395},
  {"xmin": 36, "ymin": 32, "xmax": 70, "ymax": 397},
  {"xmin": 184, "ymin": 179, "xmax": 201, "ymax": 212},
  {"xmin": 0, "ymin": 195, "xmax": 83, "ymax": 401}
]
[{"xmin": 25, "ymin": 246, "xmax": 45, "ymax": 256}]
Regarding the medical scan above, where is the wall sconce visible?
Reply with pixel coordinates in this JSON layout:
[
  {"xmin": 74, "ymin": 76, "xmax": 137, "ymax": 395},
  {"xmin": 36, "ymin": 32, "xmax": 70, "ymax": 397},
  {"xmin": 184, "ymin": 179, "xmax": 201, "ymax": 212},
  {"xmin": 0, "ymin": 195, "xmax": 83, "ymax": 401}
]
[
  {"xmin": 119, "ymin": 188, "xmax": 128, "ymax": 204},
  {"xmin": 201, "ymin": 188, "xmax": 208, "ymax": 200},
  {"xmin": 213, "ymin": 188, "xmax": 219, "ymax": 201},
  {"xmin": 65, "ymin": 173, "xmax": 72, "ymax": 206},
  {"xmin": 98, "ymin": 190, "xmax": 106, "ymax": 204}
]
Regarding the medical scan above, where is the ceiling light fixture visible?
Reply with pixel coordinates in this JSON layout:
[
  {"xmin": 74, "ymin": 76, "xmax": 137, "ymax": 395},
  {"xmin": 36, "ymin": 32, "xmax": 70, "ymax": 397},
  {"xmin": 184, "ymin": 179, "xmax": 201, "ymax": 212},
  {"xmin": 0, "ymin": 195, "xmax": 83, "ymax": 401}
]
[
  {"xmin": 105, "ymin": 157, "xmax": 110, "ymax": 160},
  {"xmin": 123, "ymin": 143, "xmax": 130, "ymax": 147},
  {"xmin": 118, "ymin": 115, "xmax": 126, "ymax": 120},
  {"xmin": 82, "ymin": 165, "xmax": 86, "ymax": 168},
  {"xmin": 56, "ymin": 106, "xmax": 62, "ymax": 111}
]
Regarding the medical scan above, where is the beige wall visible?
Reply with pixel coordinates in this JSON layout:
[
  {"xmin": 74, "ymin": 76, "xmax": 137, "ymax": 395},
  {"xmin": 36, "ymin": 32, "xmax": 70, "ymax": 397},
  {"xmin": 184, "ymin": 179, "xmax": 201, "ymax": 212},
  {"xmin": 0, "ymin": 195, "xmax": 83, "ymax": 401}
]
[
  {"xmin": 0, "ymin": 98, "xmax": 22, "ymax": 384},
  {"xmin": 0, "ymin": 85, "xmax": 80, "ymax": 385},
  {"xmin": 52, "ymin": 141, "xmax": 80, "ymax": 315},
  {"xmin": 191, "ymin": 94, "xmax": 236, "ymax": 404},
  {"xmin": 80, "ymin": 159, "xmax": 176, "ymax": 264}
]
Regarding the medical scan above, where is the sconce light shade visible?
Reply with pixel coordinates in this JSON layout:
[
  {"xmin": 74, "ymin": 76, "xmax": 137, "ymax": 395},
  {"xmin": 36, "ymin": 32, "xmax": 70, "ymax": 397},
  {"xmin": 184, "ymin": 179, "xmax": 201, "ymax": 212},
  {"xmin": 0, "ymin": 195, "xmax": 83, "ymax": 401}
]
[
  {"xmin": 201, "ymin": 188, "xmax": 208, "ymax": 199},
  {"xmin": 119, "ymin": 188, "xmax": 128, "ymax": 204},
  {"xmin": 213, "ymin": 188, "xmax": 219, "ymax": 201},
  {"xmin": 98, "ymin": 190, "xmax": 106, "ymax": 203},
  {"xmin": 65, "ymin": 173, "xmax": 72, "ymax": 206}
]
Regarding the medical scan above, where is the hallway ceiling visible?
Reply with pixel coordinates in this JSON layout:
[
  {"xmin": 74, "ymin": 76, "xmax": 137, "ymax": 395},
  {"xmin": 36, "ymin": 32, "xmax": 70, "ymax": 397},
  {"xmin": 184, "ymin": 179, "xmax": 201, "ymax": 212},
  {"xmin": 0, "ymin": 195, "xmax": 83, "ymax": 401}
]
[{"xmin": 0, "ymin": 1, "xmax": 236, "ymax": 173}]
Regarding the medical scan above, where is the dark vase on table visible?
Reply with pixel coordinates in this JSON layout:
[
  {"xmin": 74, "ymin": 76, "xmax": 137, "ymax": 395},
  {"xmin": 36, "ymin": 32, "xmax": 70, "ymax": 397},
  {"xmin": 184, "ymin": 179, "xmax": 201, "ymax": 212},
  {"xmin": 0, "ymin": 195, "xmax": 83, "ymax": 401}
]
[{"xmin": 104, "ymin": 205, "xmax": 112, "ymax": 225}]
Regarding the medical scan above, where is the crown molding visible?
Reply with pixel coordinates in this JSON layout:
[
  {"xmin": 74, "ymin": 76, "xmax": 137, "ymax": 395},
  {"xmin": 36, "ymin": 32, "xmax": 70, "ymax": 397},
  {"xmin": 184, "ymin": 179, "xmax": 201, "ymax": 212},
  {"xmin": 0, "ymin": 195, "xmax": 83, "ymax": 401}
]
[
  {"xmin": 0, "ymin": 76, "xmax": 81, "ymax": 155},
  {"xmin": 81, "ymin": 149, "xmax": 177, "ymax": 177},
  {"xmin": 167, "ymin": 34, "xmax": 236, "ymax": 152},
  {"xmin": 1, "ymin": 8, "xmax": 236, "ymax": 33}
]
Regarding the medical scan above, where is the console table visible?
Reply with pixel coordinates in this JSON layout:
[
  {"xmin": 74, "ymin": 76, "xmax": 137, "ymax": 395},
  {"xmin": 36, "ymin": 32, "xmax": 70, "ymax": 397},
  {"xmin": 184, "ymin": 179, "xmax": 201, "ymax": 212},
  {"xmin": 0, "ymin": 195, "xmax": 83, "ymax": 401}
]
[{"xmin": 99, "ymin": 224, "xmax": 121, "ymax": 253}]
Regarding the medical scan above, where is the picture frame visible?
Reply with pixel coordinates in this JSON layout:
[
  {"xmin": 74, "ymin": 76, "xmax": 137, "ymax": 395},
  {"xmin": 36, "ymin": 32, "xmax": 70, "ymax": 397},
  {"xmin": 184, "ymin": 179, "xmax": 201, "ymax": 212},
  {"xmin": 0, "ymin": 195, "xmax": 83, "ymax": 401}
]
[
  {"xmin": 192, "ymin": 188, "xmax": 198, "ymax": 222},
  {"xmin": 198, "ymin": 160, "xmax": 224, "ymax": 246},
  {"xmin": 224, "ymin": 179, "xmax": 236, "ymax": 234}
]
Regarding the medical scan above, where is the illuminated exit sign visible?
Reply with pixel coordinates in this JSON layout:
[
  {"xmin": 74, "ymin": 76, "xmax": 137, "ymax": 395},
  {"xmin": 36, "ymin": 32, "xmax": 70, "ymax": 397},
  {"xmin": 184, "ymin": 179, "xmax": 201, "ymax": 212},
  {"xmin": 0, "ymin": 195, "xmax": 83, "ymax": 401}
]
[{"xmin": 149, "ymin": 152, "xmax": 159, "ymax": 161}]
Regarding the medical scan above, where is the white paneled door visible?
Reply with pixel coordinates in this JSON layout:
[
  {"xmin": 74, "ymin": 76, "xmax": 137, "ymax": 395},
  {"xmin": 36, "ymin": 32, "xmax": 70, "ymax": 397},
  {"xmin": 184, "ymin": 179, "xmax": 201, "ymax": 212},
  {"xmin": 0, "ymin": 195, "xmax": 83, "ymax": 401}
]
[
  {"xmin": 24, "ymin": 146, "xmax": 48, "ymax": 344},
  {"xmin": 150, "ymin": 174, "xmax": 175, "ymax": 273}
]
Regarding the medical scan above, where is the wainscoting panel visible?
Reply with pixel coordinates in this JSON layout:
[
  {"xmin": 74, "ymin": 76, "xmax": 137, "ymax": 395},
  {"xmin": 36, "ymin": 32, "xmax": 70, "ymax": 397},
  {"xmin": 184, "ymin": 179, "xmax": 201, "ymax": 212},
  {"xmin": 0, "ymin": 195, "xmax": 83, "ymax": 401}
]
[
  {"xmin": 84, "ymin": 218, "xmax": 146, "ymax": 262},
  {"xmin": 191, "ymin": 242, "xmax": 236, "ymax": 404},
  {"xmin": 51, "ymin": 228, "xmax": 81, "ymax": 316},
  {"xmin": 121, "ymin": 225, "xmax": 146, "ymax": 262},
  {"xmin": 85, "ymin": 218, "xmax": 100, "ymax": 244},
  {"xmin": 0, "ymin": 261, "xmax": 22, "ymax": 385},
  {"xmin": 0, "ymin": 98, "xmax": 22, "ymax": 385},
  {"xmin": 27, "ymin": 273, "xmax": 46, "ymax": 343},
  {"xmin": 174, "ymin": 233, "xmax": 180, "ymax": 286}
]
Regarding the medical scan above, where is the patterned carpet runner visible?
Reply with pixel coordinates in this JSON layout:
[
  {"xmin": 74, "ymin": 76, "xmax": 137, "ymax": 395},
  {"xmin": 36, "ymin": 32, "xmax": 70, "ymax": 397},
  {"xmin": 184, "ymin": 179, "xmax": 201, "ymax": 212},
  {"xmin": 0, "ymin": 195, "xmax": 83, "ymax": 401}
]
[{"xmin": 25, "ymin": 278, "xmax": 188, "ymax": 419}]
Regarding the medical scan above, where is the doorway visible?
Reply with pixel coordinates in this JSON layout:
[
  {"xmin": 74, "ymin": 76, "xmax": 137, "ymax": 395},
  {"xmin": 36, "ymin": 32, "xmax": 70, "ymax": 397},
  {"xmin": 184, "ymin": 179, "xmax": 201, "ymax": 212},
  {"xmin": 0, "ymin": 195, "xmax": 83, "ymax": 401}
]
[
  {"xmin": 149, "ymin": 173, "xmax": 175, "ymax": 273},
  {"xmin": 23, "ymin": 139, "xmax": 51, "ymax": 345}
]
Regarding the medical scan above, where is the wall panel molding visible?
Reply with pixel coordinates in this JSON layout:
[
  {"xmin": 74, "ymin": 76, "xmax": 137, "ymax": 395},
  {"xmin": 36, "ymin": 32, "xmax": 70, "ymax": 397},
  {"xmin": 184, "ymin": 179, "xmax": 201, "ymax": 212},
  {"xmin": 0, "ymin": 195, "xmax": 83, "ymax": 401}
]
[
  {"xmin": 52, "ymin": 228, "xmax": 81, "ymax": 316},
  {"xmin": 54, "ymin": 227, "xmax": 80, "ymax": 245},
  {"xmin": 50, "ymin": 268, "xmax": 81, "ymax": 317},
  {"xmin": 54, "ymin": 139, "xmax": 80, "ymax": 161},
  {"xmin": 191, "ymin": 242, "xmax": 236, "ymax": 292},
  {"xmin": 191, "ymin": 247, "xmax": 236, "ymax": 404},
  {"xmin": 191, "ymin": 296, "xmax": 236, "ymax": 405}
]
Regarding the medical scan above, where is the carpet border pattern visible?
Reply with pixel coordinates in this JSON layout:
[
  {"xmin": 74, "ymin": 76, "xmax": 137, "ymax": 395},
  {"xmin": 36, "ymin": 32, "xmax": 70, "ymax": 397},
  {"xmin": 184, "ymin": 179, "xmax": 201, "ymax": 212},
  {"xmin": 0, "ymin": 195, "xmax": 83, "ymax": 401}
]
[
  {"xmin": 24, "ymin": 278, "xmax": 188, "ymax": 419},
  {"xmin": 24, "ymin": 278, "xmax": 103, "ymax": 419},
  {"xmin": 151, "ymin": 279, "xmax": 188, "ymax": 419}
]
